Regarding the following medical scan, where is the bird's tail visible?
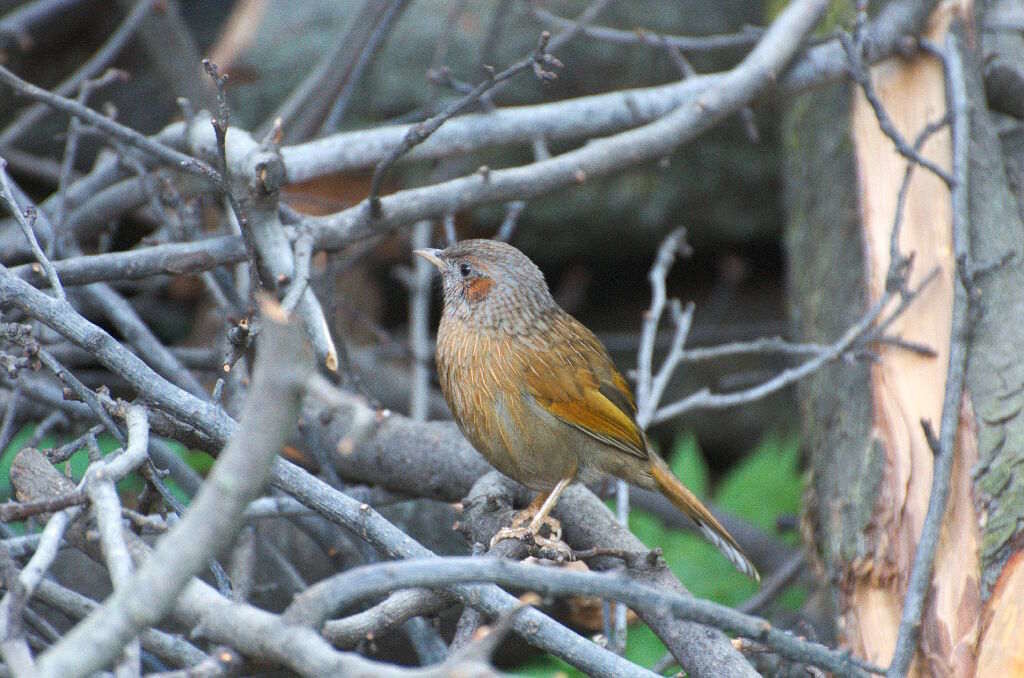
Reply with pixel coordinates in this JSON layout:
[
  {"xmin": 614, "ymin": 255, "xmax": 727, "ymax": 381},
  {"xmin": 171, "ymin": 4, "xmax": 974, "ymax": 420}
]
[{"xmin": 649, "ymin": 455, "xmax": 760, "ymax": 581}]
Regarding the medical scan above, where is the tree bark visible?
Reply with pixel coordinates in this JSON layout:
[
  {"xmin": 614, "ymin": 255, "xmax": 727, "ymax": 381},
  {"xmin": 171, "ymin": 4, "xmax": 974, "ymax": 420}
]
[{"xmin": 784, "ymin": 2, "xmax": 1024, "ymax": 675}]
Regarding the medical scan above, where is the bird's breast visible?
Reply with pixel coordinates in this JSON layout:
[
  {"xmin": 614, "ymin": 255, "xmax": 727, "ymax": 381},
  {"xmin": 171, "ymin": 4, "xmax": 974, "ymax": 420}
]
[
  {"xmin": 435, "ymin": 319, "xmax": 575, "ymax": 489},
  {"xmin": 438, "ymin": 323, "xmax": 516, "ymax": 466}
]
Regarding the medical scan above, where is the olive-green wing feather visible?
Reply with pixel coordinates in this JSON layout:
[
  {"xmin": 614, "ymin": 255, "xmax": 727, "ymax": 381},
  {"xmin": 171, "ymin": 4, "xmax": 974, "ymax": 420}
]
[{"xmin": 524, "ymin": 313, "xmax": 647, "ymax": 459}]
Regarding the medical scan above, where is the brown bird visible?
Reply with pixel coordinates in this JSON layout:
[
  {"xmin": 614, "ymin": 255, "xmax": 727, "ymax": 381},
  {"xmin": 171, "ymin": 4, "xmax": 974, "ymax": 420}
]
[{"xmin": 415, "ymin": 239, "xmax": 758, "ymax": 580}]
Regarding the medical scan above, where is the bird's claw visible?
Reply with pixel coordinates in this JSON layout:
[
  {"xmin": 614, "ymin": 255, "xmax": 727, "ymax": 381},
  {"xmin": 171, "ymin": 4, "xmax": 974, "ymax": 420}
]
[
  {"xmin": 531, "ymin": 533, "xmax": 574, "ymax": 562},
  {"xmin": 489, "ymin": 515, "xmax": 572, "ymax": 561}
]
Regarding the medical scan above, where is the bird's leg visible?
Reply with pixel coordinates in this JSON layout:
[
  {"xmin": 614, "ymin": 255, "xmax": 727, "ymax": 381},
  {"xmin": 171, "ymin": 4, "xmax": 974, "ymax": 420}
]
[
  {"xmin": 505, "ymin": 490, "xmax": 553, "ymax": 529},
  {"xmin": 527, "ymin": 476, "xmax": 572, "ymax": 534},
  {"xmin": 491, "ymin": 489, "xmax": 553, "ymax": 546},
  {"xmin": 490, "ymin": 477, "xmax": 574, "ymax": 560}
]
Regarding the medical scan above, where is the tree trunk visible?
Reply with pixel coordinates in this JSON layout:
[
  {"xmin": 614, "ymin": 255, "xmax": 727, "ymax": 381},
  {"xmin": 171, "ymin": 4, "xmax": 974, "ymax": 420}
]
[{"xmin": 784, "ymin": 2, "xmax": 1024, "ymax": 675}]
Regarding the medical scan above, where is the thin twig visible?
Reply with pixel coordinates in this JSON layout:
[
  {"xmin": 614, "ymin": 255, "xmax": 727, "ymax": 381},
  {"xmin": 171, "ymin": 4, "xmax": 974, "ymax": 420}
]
[
  {"xmin": 409, "ymin": 220, "xmax": 433, "ymax": 421},
  {"xmin": 529, "ymin": 5, "xmax": 764, "ymax": 52},
  {"xmin": 0, "ymin": 490, "xmax": 86, "ymax": 522},
  {"xmin": 202, "ymin": 58, "xmax": 254, "ymax": 268},
  {"xmin": 0, "ymin": 161, "xmax": 65, "ymax": 299},
  {"xmin": 886, "ymin": 115, "xmax": 951, "ymax": 293},
  {"xmin": 0, "ymin": 0, "xmax": 158, "ymax": 148},
  {"xmin": 321, "ymin": 0, "xmax": 412, "ymax": 133},
  {"xmin": 652, "ymin": 267, "xmax": 938, "ymax": 423},
  {"xmin": 678, "ymin": 336, "xmax": 827, "ymax": 362},
  {"xmin": 44, "ymin": 424, "xmax": 102, "ymax": 464},
  {"xmin": 289, "ymin": 556, "xmax": 883, "ymax": 676},
  {"xmin": 635, "ymin": 228, "xmax": 690, "ymax": 423},
  {"xmin": 840, "ymin": 29, "xmax": 953, "ymax": 187},
  {"xmin": 34, "ymin": 347, "xmax": 125, "ymax": 445},
  {"xmin": 0, "ymin": 64, "xmax": 221, "ymax": 184},
  {"xmin": 495, "ymin": 201, "xmax": 525, "ymax": 241},
  {"xmin": 0, "ymin": 381, "xmax": 21, "ymax": 455},
  {"xmin": 54, "ymin": 67, "xmax": 128, "ymax": 232},
  {"xmin": 885, "ymin": 31, "xmax": 971, "ymax": 678},
  {"xmin": 738, "ymin": 551, "xmax": 805, "ymax": 614},
  {"xmin": 367, "ymin": 31, "xmax": 562, "ymax": 216},
  {"xmin": 324, "ymin": 588, "xmax": 453, "ymax": 648},
  {"xmin": 616, "ymin": 227, "xmax": 691, "ymax": 654}
]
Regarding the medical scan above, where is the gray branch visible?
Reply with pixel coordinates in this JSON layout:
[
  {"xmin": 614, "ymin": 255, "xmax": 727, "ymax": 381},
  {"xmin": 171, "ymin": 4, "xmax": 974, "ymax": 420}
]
[{"xmin": 36, "ymin": 306, "xmax": 312, "ymax": 676}]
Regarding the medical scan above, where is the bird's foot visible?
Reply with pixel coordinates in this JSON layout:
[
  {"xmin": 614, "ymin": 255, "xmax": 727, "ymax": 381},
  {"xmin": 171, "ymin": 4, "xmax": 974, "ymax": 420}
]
[
  {"xmin": 529, "ymin": 533, "xmax": 574, "ymax": 562},
  {"xmin": 490, "ymin": 513, "xmax": 572, "ymax": 561},
  {"xmin": 492, "ymin": 506, "xmax": 562, "ymax": 542}
]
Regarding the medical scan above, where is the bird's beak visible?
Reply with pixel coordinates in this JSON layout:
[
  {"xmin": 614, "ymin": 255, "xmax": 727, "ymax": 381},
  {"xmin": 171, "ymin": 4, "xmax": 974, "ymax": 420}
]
[{"xmin": 413, "ymin": 248, "xmax": 446, "ymax": 272}]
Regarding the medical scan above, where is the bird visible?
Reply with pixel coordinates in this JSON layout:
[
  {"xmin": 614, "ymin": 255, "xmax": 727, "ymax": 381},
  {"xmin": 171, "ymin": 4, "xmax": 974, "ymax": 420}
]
[{"xmin": 415, "ymin": 239, "xmax": 758, "ymax": 580}]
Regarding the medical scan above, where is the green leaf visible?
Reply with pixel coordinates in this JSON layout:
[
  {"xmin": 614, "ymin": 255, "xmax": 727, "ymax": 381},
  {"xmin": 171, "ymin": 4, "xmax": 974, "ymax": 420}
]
[
  {"xmin": 509, "ymin": 623, "xmax": 674, "ymax": 677},
  {"xmin": 59, "ymin": 433, "xmax": 121, "ymax": 483},
  {"xmin": 667, "ymin": 431, "xmax": 708, "ymax": 499},
  {"xmin": 627, "ymin": 506, "xmax": 666, "ymax": 547},
  {"xmin": 715, "ymin": 433, "xmax": 801, "ymax": 534},
  {"xmin": 182, "ymin": 448, "xmax": 215, "ymax": 475},
  {"xmin": 624, "ymin": 624, "xmax": 667, "ymax": 673},
  {"xmin": 777, "ymin": 584, "xmax": 809, "ymax": 612},
  {"xmin": 509, "ymin": 654, "xmax": 575, "ymax": 677},
  {"xmin": 658, "ymin": 530, "xmax": 756, "ymax": 606},
  {"xmin": 0, "ymin": 425, "xmax": 40, "ymax": 501},
  {"xmin": 495, "ymin": 433, "xmax": 806, "ymax": 674}
]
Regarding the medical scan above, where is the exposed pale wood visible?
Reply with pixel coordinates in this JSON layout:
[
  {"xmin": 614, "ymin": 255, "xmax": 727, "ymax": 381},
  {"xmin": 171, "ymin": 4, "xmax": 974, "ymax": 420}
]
[
  {"xmin": 845, "ymin": 3, "xmax": 980, "ymax": 675},
  {"xmin": 976, "ymin": 551, "xmax": 1024, "ymax": 676}
]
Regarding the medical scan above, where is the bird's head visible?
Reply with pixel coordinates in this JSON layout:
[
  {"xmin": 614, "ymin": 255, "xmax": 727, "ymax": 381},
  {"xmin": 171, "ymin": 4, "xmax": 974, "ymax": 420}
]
[{"xmin": 414, "ymin": 239, "xmax": 557, "ymax": 332}]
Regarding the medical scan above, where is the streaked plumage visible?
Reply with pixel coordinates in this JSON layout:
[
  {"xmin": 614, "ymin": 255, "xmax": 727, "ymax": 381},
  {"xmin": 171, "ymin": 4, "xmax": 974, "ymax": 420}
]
[{"xmin": 417, "ymin": 239, "xmax": 758, "ymax": 580}]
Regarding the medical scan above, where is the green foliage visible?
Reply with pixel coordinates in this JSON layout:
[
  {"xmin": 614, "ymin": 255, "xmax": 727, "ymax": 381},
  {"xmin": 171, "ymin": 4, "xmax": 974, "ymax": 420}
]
[
  {"xmin": 179, "ymin": 446, "xmax": 215, "ymax": 475},
  {"xmin": 513, "ymin": 624, "xmax": 669, "ymax": 677},
  {"xmin": 512, "ymin": 432, "xmax": 804, "ymax": 676},
  {"xmin": 716, "ymin": 433, "xmax": 802, "ymax": 536},
  {"xmin": 668, "ymin": 431, "xmax": 708, "ymax": 499},
  {"xmin": 765, "ymin": 0, "xmax": 853, "ymax": 36},
  {"xmin": 0, "ymin": 424, "xmax": 208, "ymax": 514},
  {"xmin": 0, "ymin": 425, "xmax": 44, "ymax": 501}
]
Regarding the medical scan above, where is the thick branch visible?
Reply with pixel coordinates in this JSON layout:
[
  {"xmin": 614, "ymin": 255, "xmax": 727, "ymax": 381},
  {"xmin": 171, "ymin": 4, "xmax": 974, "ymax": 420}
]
[
  {"xmin": 36, "ymin": 307, "xmax": 312, "ymax": 676},
  {"xmin": 289, "ymin": 556, "xmax": 880, "ymax": 677}
]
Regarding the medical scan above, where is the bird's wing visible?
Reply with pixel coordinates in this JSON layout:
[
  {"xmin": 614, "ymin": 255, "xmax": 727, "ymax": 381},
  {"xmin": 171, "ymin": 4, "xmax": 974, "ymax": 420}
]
[{"xmin": 524, "ymin": 313, "xmax": 648, "ymax": 460}]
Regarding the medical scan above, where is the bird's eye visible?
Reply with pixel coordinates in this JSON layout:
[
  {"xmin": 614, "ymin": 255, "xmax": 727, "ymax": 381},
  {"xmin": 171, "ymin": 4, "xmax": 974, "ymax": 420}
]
[{"xmin": 459, "ymin": 263, "xmax": 472, "ymax": 278}]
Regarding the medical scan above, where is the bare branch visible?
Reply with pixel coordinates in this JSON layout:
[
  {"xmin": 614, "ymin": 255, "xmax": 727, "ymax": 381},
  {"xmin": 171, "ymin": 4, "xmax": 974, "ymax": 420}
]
[
  {"xmin": 366, "ymin": 31, "xmax": 562, "ymax": 216},
  {"xmin": 36, "ymin": 306, "xmax": 313, "ymax": 676},
  {"xmin": 290, "ymin": 556, "xmax": 883, "ymax": 677},
  {"xmin": 409, "ymin": 220, "xmax": 434, "ymax": 421},
  {"xmin": 323, "ymin": 589, "xmax": 454, "ymax": 649},
  {"xmin": 0, "ymin": 0, "xmax": 158, "ymax": 148},
  {"xmin": 529, "ymin": 4, "xmax": 763, "ymax": 52},
  {"xmin": 886, "ymin": 30, "xmax": 972, "ymax": 678},
  {"xmin": 310, "ymin": 0, "xmax": 830, "ymax": 250},
  {"xmin": 651, "ymin": 267, "xmax": 939, "ymax": 423},
  {"xmin": 0, "ymin": 64, "xmax": 221, "ymax": 184},
  {"xmin": 840, "ymin": 29, "xmax": 953, "ymax": 187},
  {"xmin": 0, "ymin": 161, "xmax": 65, "ymax": 299}
]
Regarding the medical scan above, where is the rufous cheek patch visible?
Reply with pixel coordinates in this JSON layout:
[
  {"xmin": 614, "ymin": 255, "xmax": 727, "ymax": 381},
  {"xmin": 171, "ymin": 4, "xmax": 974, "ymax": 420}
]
[{"xmin": 466, "ymin": 277, "xmax": 494, "ymax": 302}]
